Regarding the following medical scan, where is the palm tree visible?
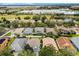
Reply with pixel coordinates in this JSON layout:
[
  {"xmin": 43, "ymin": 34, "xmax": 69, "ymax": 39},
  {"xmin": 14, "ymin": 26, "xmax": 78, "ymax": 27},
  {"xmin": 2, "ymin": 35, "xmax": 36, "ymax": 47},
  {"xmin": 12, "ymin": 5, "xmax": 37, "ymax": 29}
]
[
  {"xmin": 18, "ymin": 50, "xmax": 35, "ymax": 56},
  {"xmin": 39, "ymin": 45, "xmax": 58, "ymax": 56},
  {"xmin": 0, "ymin": 49, "xmax": 13, "ymax": 56},
  {"xmin": 59, "ymin": 48, "xmax": 75, "ymax": 56},
  {"xmin": 18, "ymin": 44, "xmax": 35, "ymax": 56}
]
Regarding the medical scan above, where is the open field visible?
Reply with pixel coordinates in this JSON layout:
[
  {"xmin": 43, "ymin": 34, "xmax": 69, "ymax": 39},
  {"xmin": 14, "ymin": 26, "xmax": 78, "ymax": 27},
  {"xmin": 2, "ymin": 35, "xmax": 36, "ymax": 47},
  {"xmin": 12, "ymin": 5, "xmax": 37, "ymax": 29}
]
[
  {"xmin": 0, "ymin": 14, "xmax": 51, "ymax": 21},
  {"xmin": 0, "ymin": 14, "xmax": 32, "ymax": 21},
  {"xmin": 0, "ymin": 14, "xmax": 79, "ymax": 21}
]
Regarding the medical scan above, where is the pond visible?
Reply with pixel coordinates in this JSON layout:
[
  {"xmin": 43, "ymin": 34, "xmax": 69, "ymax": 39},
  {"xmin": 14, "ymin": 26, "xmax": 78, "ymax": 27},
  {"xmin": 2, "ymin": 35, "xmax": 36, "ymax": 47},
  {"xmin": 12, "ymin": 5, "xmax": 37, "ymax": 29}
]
[{"xmin": 17, "ymin": 9, "xmax": 79, "ymax": 14}]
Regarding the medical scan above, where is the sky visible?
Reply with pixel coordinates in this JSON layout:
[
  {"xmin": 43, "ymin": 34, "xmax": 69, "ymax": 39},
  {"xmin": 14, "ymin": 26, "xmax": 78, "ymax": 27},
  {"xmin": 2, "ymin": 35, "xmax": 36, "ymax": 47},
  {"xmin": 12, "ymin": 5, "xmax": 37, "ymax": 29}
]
[{"xmin": 0, "ymin": 0, "xmax": 79, "ymax": 3}]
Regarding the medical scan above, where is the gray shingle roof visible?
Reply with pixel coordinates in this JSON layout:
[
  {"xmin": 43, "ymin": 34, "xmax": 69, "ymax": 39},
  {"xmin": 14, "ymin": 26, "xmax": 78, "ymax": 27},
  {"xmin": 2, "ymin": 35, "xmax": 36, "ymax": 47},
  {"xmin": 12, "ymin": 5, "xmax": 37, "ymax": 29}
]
[
  {"xmin": 71, "ymin": 37, "xmax": 79, "ymax": 50},
  {"xmin": 11, "ymin": 38, "xmax": 27, "ymax": 52},
  {"xmin": 23, "ymin": 28, "xmax": 33, "ymax": 34},
  {"xmin": 35, "ymin": 27, "xmax": 44, "ymax": 34}
]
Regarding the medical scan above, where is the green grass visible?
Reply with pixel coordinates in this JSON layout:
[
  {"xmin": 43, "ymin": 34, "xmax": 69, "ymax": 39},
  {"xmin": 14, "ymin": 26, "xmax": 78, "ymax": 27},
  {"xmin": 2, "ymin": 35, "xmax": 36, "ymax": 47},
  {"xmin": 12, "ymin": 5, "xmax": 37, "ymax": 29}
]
[
  {"xmin": 5, "ymin": 37, "xmax": 15, "ymax": 50},
  {"xmin": 0, "ymin": 14, "xmax": 54, "ymax": 21},
  {"xmin": 5, "ymin": 32, "xmax": 11, "ymax": 36},
  {"xmin": 8, "ymin": 37, "xmax": 15, "ymax": 47},
  {"xmin": 68, "ymin": 34, "xmax": 79, "ymax": 37},
  {"xmin": 0, "ymin": 31, "xmax": 11, "ymax": 38},
  {"xmin": 72, "ymin": 34, "xmax": 79, "ymax": 37},
  {"xmin": 76, "ymin": 51, "xmax": 79, "ymax": 56}
]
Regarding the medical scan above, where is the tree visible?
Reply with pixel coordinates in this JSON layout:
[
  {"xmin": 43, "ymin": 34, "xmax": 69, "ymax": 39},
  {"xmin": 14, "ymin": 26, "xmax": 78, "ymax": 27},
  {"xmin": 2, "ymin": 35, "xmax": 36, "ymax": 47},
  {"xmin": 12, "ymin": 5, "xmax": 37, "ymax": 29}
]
[
  {"xmin": 41, "ymin": 15, "xmax": 47, "ymax": 23},
  {"xmin": 11, "ymin": 20, "xmax": 19, "ymax": 28},
  {"xmin": 45, "ymin": 20, "xmax": 55, "ymax": 28},
  {"xmin": 35, "ymin": 22, "xmax": 46, "ymax": 27},
  {"xmin": 18, "ymin": 50, "xmax": 35, "ymax": 56},
  {"xmin": 6, "ymin": 20, "xmax": 10, "ymax": 24},
  {"xmin": 24, "ymin": 16, "xmax": 30, "ymax": 20},
  {"xmin": 46, "ymin": 32, "xmax": 53, "ymax": 38},
  {"xmin": 59, "ymin": 48, "xmax": 75, "ymax": 56},
  {"xmin": 16, "ymin": 17, "xmax": 21, "ymax": 20},
  {"xmin": 19, "ymin": 22, "xmax": 27, "ymax": 27},
  {"xmin": 32, "ymin": 15, "xmax": 40, "ymax": 22},
  {"xmin": 0, "ymin": 21, "xmax": 2, "ymax": 23},
  {"xmin": 39, "ymin": 45, "xmax": 58, "ymax": 56},
  {"xmin": 18, "ymin": 44, "xmax": 35, "ymax": 56},
  {"xmin": 1, "ymin": 17, "xmax": 6, "ymax": 22},
  {"xmin": 26, "ymin": 22, "xmax": 33, "ymax": 27},
  {"xmin": 0, "ymin": 49, "xmax": 13, "ymax": 56},
  {"xmin": 40, "ymin": 39, "xmax": 43, "ymax": 49},
  {"xmin": 50, "ymin": 15, "xmax": 54, "ymax": 19},
  {"xmin": 24, "ymin": 44, "xmax": 33, "ymax": 52}
]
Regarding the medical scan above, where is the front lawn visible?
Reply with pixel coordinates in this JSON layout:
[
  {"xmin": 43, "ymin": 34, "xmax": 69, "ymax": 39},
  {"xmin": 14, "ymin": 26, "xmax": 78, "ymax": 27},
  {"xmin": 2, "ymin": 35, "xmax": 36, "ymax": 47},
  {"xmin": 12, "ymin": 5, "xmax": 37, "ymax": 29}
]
[
  {"xmin": 76, "ymin": 52, "xmax": 79, "ymax": 56},
  {"xmin": 6, "ymin": 32, "xmax": 11, "ymax": 36},
  {"xmin": 5, "ymin": 37, "xmax": 15, "ymax": 50}
]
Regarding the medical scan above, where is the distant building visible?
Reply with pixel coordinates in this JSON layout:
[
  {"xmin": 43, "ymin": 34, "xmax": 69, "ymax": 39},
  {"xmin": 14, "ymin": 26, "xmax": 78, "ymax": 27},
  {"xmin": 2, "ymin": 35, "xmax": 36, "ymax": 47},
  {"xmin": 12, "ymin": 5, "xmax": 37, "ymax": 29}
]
[
  {"xmin": 57, "ymin": 37, "xmax": 76, "ymax": 53},
  {"xmin": 71, "ymin": 37, "xmax": 79, "ymax": 51},
  {"xmin": 35, "ymin": 27, "xmax": 45, "ymax": 34},
  {"xmin": 64, "ymin": 18, "xmax": 72, "ymax": 22},
  {"xmin": 11, "ymin": 37, "xmax": 27, "ymax": 52},
  {"xmin": 23, "ymin": 28, "xmax": 33, "ymax": 35},
  {"xmin": 42, "ymin": 37, "xmax": 58, "ymax": 50}
]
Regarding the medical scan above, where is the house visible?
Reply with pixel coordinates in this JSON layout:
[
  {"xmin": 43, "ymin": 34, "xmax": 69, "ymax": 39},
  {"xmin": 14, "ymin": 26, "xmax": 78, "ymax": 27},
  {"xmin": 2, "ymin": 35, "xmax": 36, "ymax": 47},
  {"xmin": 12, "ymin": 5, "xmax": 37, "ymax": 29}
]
[
  {"xmin": 42, "ymin": 37, "xmax": 58, "ymax": 50},
  {"xmin": 46, "ymin": 28, "xmax": 57, "ymax": 35},
  {"xmin": 74, "ymin": 28, "xmax": 79, "ymax": 34},
  {"xmin": 0, "ymin": 37, "xmax": 10, "ymax": 52},
  {"xmin": 11, "ymin": 37, "xmax": 27, "ymax": 52},
  {"xmin": 57, "ymin": 37, "xmax": 76, "ymax": 53},
  {"xmin": 23, "ymin": 28, "xmax": 33, "ymax": 34},
  {"xmin": 35, "ymin": 27, "xmax": 45, "ymax": 34},
  {"xmin": 46, "ymin": 28, "xmax": 54, "ymax": 33},
  {"xmin": 27, "ymin": 38, "xmax": 40, "ymax": 56},
  {"xmin": 64, "ymin": 18, "xmax": 72, "ymax": 23},
  {"xmin": 13, "ymin": 28, "xmax": 24, "ymax": 35},
  {"xmin": 71, "ymin": 37, "xmax": 79, "ymax": 51},
  {"xmin": 58, "ymin": 28, "xmax": 72, "ymax": 36},
  {"xmin": 27, "ymin": 38, "xmax": 40, "ymax": 49}
]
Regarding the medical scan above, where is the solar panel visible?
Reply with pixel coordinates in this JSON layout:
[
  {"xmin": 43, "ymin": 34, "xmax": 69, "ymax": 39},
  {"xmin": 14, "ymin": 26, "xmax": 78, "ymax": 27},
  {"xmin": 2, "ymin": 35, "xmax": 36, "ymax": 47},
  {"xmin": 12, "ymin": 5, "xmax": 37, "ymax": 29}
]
[{"xmin": 0, "ymin": 39, "xmax": 5, "ymax": 44}]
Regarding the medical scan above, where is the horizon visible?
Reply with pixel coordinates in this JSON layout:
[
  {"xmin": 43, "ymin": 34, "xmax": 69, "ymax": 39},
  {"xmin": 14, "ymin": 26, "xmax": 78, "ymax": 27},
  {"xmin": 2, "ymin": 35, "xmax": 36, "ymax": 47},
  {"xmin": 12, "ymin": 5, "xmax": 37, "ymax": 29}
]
[{"xmin": 0, "ymin": 3, "xmax": 79, "ymax": 6}]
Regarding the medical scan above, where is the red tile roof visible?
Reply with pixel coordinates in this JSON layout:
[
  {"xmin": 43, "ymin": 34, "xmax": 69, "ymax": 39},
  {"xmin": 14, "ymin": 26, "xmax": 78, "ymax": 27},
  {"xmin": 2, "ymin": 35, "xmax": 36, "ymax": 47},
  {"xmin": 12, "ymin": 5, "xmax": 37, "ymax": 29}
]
[
  {"xmin": 57, "ymin": 37, "xmax": 76, "ymax": 52},
  {"xmin": 43, "ymin": 37, "xmax": 58, "ymax": 50}
]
